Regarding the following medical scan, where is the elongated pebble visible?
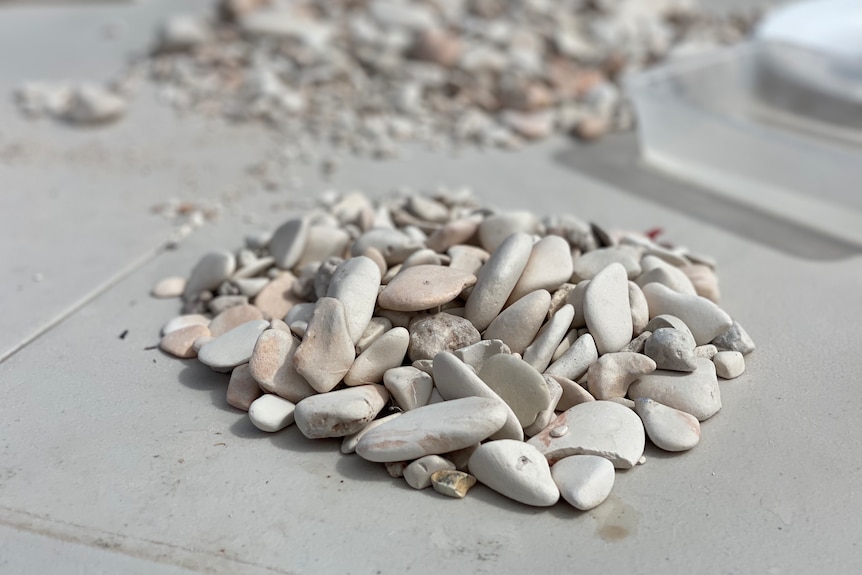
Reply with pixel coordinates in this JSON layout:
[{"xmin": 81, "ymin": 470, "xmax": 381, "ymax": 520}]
[
  {"xmin": 198, "ymin": 319, "xmax": 269, "ymax": 371},
  {"xmin": 545, "ymin": 333, "xmax": 597, "ymax": 381},
  {"xmin": 326, "ymin": 256, "xmax": 382, "ymax": 343},
  {"xmin": 294, "ymin": 297, "xmax": 356, "ymax": 393},
  {"xmin": 713, "ymin": 350, "xmax": 745, "ymax": 379},
  {"xmin": 642, "ymin": 283, "xmax": 732, "ymax": 345},
  {"xmin": 527, "ymin": 400, "xmax": 645, "ymax": 468},
  {"xmin": 584, "ymin": 263, "xmax": 632, "ymax": 354},
  {"xmin": 209, "ymin": 304, "xmax": 264, "ymax": 337},
  {"xmin": 184, "ymin": 250, "xmax": 235, "ymax": 300},
  {"xmin": 294, "ymin": 384, "xmax": 389, "ymax": 439},
  {"xmin": 226, "ymin": 363, "xmax": 262, "ymax": 411},
  {"xmin": 377, "ymin": 265, "xmax": 476, "ymax": 312},
  {"xmin": 161, "ymin": 314, "xmax": 209, "ymax": 336},
  {"xmin": 483, "ymin": 289, "xmax": 550, "ymax": 354},
  {"xmin": 159, "ymin": 324, "xmax": 210, "ymax": 359},
  {"xmin": 634, "ymin": 397, "xmax": 700, "ymax": 452},
  {"xmin": 465, "ymin": 232, "xmax": 533, "ymax": 331},
  {"xmin": 344, "ymin": 327, "xmax": 409, "ymax": 385},
  {"xmin": 628, "ymin": 357, "xmax": 721, "ymax": 421},
  {"xmin": 551, "ymin": 455, "xmax": 615, "ymax": 511},
  {"xmin": 341, "ymin": 413, "xmax": 401, "ymax": 454},
  {"xmin": 249, "ymin": 329, "xmax": 316, "ymax": 402},
  {"xmin": 151, "ymin": 276, "xmax": 186, "ymax": 298},
  {"xmin": 507, "ymin": 236, "xmax": 573, "ymax": 305},
  {"xmin": 621, "ymin": 330, "xmax": 652, "ymax": 354},
  {"xmin": 270, "ymin": 217, "xmax": 310, "ymax": 269},
  {"xmin": 383, "ymin": 366, "xmax": 434, "ymax": 411},
  {"xmin": 192, "ymin": 335, "xmax": 213, "ymax": 353},
  {"xmin": 404, "ymin": 455, "xmax": 456, "ymax": 490},
  {"xmin": 248, "ymin": 394, "xmax": 296, "ymax": 432},
  {"xmin": 571, "ymin": 246, "xmax": 642, "ymax": 282},
  {"xmin": 551, "ymin": 329, "xmax": 578, "ymax": 361},
  {"xmin": 469, "ymin": 440, "xmax": 559, "ymax": 507},
  {"xmin": 356, "ymin": 396, "xmax": 509, "ymax": 462},
  {"xmin": 431, "ymin": 470, "xmax": 477, "ymax": 499},
  {"xmin": 523, "ymin": 304, "xmax": 575, "ymax": 373}
]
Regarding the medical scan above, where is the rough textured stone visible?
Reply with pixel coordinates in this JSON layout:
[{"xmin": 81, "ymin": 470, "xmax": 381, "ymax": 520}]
[
  {"xmin": 294, "ymin": 385, "xmax": 389, "ymax": 439},
  {"xmin": 408, "ymin": 313, "xmax": 480, "ymax": 361}
]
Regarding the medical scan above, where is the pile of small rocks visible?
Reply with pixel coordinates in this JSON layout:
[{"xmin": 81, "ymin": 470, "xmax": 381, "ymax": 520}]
[{"xmin": 154, "ymin": 188, "xmax": 755, "ymax": 510}]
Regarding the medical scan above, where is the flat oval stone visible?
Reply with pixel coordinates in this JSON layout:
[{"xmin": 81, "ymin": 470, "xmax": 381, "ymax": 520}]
[
  {"xmin": 355, "ymin": 396, "xmax": 508, "ymax": 462},
  {"xmin": 584, "ymin": 263, "xmax": 633, "ymax": 355},
  {"xmin": 159, "ymin": 324, "xmax": 210, "ymax": 359},
  {"xmin": 713, "ymin": 350, "xmax": 745, "ymax": 379},
  {"xmin": 478, "ymin": 354, "xmax": 551, "ymax": 428},
  {"xmin": 642, "ymin": 283, "xmax": 733, "ymax": 345},
  {"xmin": 253, "ymin": 272, "xmax": 303, "ymax": 320},
  {"xmin": 377, "ymin": 265, "xmax": 476, "ymax": 312},
  {"xmin": 468, "ymin": 440, "xmax": 560, "ymax": 507},
  {"xmin": 571, "ymin": 246, "xmax": 642, "ymax": 282},
  {"xmin": 226, "ymin": 364, "xmax": 262, "ymax": 411},
  {"xmin": 209, "ymin": 304, "xmax": 264, "ymax": 337},
  {"xmin": 628, "ymin": 357, "xmax": 722, "ymax": 421},
  {"xmin": 523, "ymin": 304, "xmax": 575, "ymax": 373},
  {"xmin": 270, "ymin": 217, "xmax": 310, "ymax": 269},
  {"xmin": 294, "ymin": 384, "xmax": 389, "ymax": 439},
  {"xmin": 249, "ymin": 329, "xmax": 316, "ymax": 402},
  {"xmin": 198, "ymin": 319, "xmax": 269, "ymax": 372},
  {"xmin": 404, "ymin": 455, "xmax": 456, "ymax": 490},
  {"xmin": 527, "ymin": 400, "xmax": 645, "ymax": 468},
  {"xmin": 433, "ymin": 351, "xmax": 524, "ymax": 441},
  {"xmin": 586, "ymin": 352, "xmax": 656, "ymax": 400},
  {"xmin": 484, "ymin": 289, "xmax": 550, "ymax": 354},
  {"xmin": 293, "ymin": 297, "xmax": 356, "ymax": 393},
  {"xmin": 507, "ymin": 235, "xmax": 574, "ymax": 305},
  {"xmin": 408, "ymin": 313, "xmax": 480, "ymax": 362},
  {"xmin": 344, "ymin": 327, "xmax": 409, "ymax": 386},
  {"xmin": 551, "ymin": 454, "xmax": 615, "ymax": 511},
  {"xmin": 248, "ymin": 394, "xmax": 296, "ymax": 433},
  {"xmin": 634, "ymin": 397, "xmax": 701, "ymax": 452},
  {"xmin": 151, "ymin": 276, "xmax": 186, "ymax": 298},
  {"xmin": 452, "ymin": 339, "xmax": 511, "ymax": 373},
  {"xmin": 478, "ymin": 211, "xmax": 541, "ymax": 252},
  {"xmin": 545, "ymin": 333, "xmax": 598, "ymax": 381},
  {"xmin": 465, "ymin": 232, "xmax": 533, "ymax": 332},
  {"xmin": 326, "ymin": 256, "xmax": 382, "ymax": 343},
  {"xmin": 161, "ymin": 314, "xmax": 209, "ymax": 336},
  {"xmin": 184, "ymin": 250, "xmax": 236, "ymax": 299},
  {"xmin": 644, "ymin": 327, "xmax": 697, "ymax": 372},
  {"xmin": 383, "ymin": 366, "xmax": 434, "ymax": 411}
]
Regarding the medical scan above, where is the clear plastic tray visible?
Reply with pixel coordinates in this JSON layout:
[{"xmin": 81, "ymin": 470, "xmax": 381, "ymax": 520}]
[{"xmin": 626, "ymin": 40, "xmax": 862, "ymax": 248}]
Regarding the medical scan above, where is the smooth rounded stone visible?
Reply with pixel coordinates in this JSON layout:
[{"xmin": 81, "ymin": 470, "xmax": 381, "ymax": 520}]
[
  {"xmin": 377, "ymin": 265, "xmax": 476, "ymax": 312},
  {"xmin": 524, "ymin": 376, "xmax": 563, "ymax": 437},
  {"xmin": 644, "ymin": 314, "xmax": 695, "ymax": 344},
  {"xmin": 406, "ymin": 194, "xmax": 449, "ymax": 222},
  {"xmin": 400, "ymin": 249, "xmax": 442, "ymax": 269},
  {"xmin": 284, "ymin": 301, "xmax": 316, "ymax": 325},
  {"xmin": 447, "ymin": 245, "xmax": 489, "ymax": 275},
  {"xmin": 248, "ymin": 394, "xmax": 296, "ymax": 433},
  {"xmin": 161, "ymin": 313, "xmax": 209, "ymax": 336},
  {"xmin": 478, "ymin": 211, "xmax": 542, "ymax": 252},
  {"xmin": 151, "ymin": 276, "xmax": 186, "ymax": 298},
  {"xmin": 249, "ymin": 329, "xmax": 316, "ymax": 402},
  {"xmin": 270, "ymin": 217, "xmax": 310, "ymax": 270},
  {"xmin": 231, "ymin": 277, "xmax": 270, "ymax": 298},
  {"xmin": 551, "ymin": 455, "xmax": 615, "ymax": 511},
  {"xmin": 527, "ymin": 400, "xmax": 645, "ymax": 468},
  {"xmin": 571, "ymin": 246, "xmax": 642, "ymax": 282},
  {"xmin": 478, "ymin": 354, "xmax": 551, "ymax": 428},
  {"xmin": 628, "ymin": 358, "xmax": 722, "ymax": 421},
  {"xmin": 355, "ymin": 316, "xmax": 392, "ymax": 355},
  {"xmin": 381, "ymin": 264, "xmax": 403, "ymax": 285},
  {"xmin": 584, "ymin": 263, "xmax": 633, "ymax": 355},
  {"xmin": 642, "ymin": 283, "xmax": 733, "ymax": 345},
  {"xmin": 192, "ymin": 335, "xmax": 214, "ymax": 353},
  {"xmin": 465, "ymin": 232, "xmax": 533, "ymax": 332},
  {"xmin": 711, "ymin": 321, "xmax": 756, "ymax": 355},
  {"xmin": 294, "ymin": 385, "xmax": 389, "ymax": 439},
  {"xmin": 432, "ymin": 352, "xmax": 523, "ymax": 441},
  {"xmin": 233, "ymin": 256, "xmax": 275, "ymax": 280},
  {"xmin": 681, "ymin": 263, "xmax": 721, "ymax": 302},
  {"xmin": 184, "ymin": 250, "xmax": 236, "ymax": 300},
  {"xmin": 713, "ymin": 350, "xmax": 745, "ymax": 379},
  {"xmin": 431, "ymin": 470, "xmax": 477, "ymax": 499},
  {"xmin": 344, "ymin": 327, "xmax": 409, "ymax": 386},
  {"xmin": 208, "ymin": 295, "xmax": 249, "ymax": 315},
  {"xmin": 361, "ymin": 247, "xmax": 388, "ymax": 277},
  {"xmin": 550, "ymin": 374, "xmax": 596, "ymax": 411},
  {"xmin": 341, "ymin": 413, "xmax": 401, "ymax": 454},
  {"xmin": 350, "ymin": 228, "xmax": 420, "ymax": 265},
  {"xmin": 621, "ymin": 330, "xmax": 652, "ymax": 354},
  {"xmin": 404, "ymin": 455, "xmax": 456, "ymax": 490},
  {"xmin": 507, "ymin": 236, "xmax": 574, "ymax": 305},
  {"xmin": 452, "ymin": 339, "xmax": 510, "ymax": 373},
  {"xmin": 628, "ymin": 281, "xmax": 649, "ymax": 336},
  {"xmin": 644, "ymin": 327, "xmax": 698, "ymax": 372},
  {"xmin": 523, "ymin": 304, "xmax": 575, "ymax": 373},
  {"xmin": 355, "ymin": 397, "xmax": 509, "ymax": 462},
  {"xmin": 637, "ymin": 265, "xmax": 697, "ymax": 297},
  {"xmin": 426, "ymin": 218, "xmax": 480, "ymax": 253},
  {"xmin": 545, "ymin": 333, "xmax": 598, "ymax": 381},
  {"xmin": 254, "ymin": 272, "xmax": 302, "ymax": 320},
  {"xmin": 226, "ymin": 364, "xmax": 262, "ymax": 411},
  {"xmin": 468, "ymin": 440, "xmax": 559, "ymax": 507},
  {"xmin": 326, "ymin": 256, "xmax": 382, "ymax": 344},
  {"xmin": 208, "ymin": 304, "xmax": 264, "ymax": 337},
  {"xmin": 383, "ymin": 366, "xmax": 434, "ymax": 411},
  {"xmin": 296, "ymin": 225, "xmax": 350, "ymax": 268},
  {"xmin": 634, "ymin": 398, "xmax": 701, "ymax": 452},
  {"xmin": 294, "ymin": 297, "xmax": 356, "ymax": 393},
  {"xmin": 567, "ymin": 280, "xmax": 590, "ymax": 328},
  {"xmin": 587, "ymin": 352, "xmax": 657, "ymax": 400},
  {"xmin": 159, "ymin": 324, "xmax": 210, "ymax": 359},
  {"xmin": 483, "ymin": 290, "xmax": 550, "ymax": 355},
  {"xmin": 695, "ymin": 344, "xmax": 718, "ymax": 359},
  {"xmin": 198, "ymin": 319, "xmax": 269, "ymax": 371},
  {"xmin": 551, "ymin": 329, "xmax": 578, "ymax": 362},
  {"xmin": 408, "ymin": 313, "xmax": 480, "ymax": 362}
]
